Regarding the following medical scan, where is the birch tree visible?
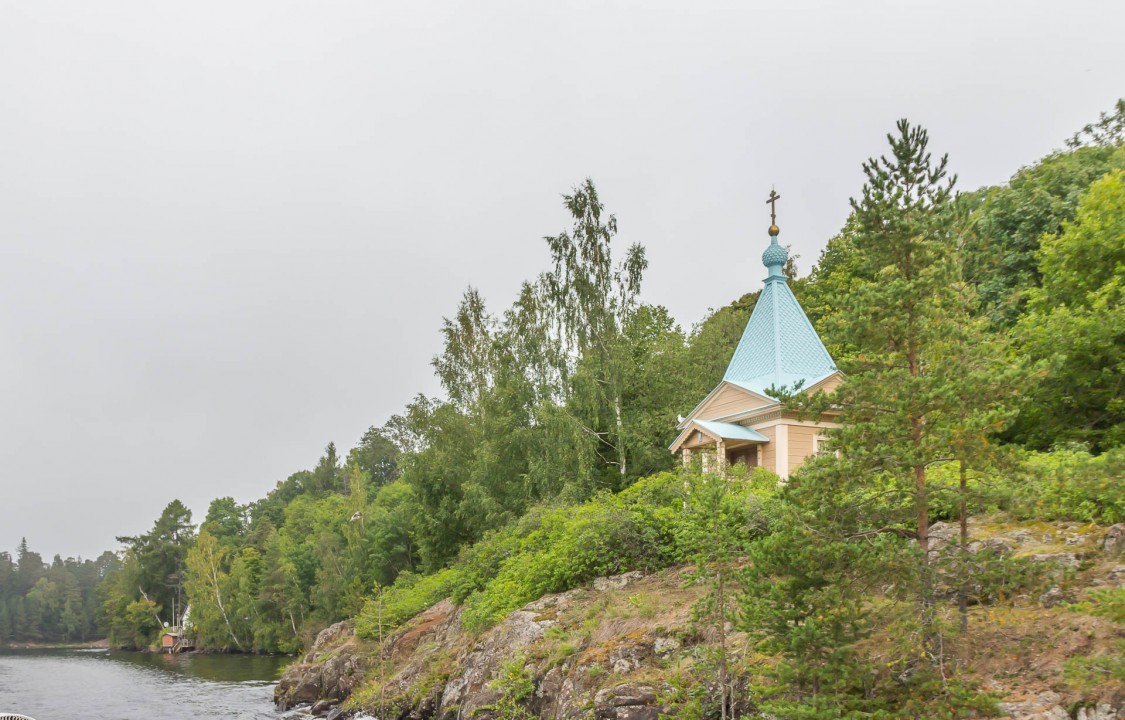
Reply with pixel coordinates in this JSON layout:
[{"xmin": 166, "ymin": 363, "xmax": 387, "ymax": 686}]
[
  {"xmin": 540, "ymin": 178, "xmax": 647, "ymax": 486},
  {"xmin": 184, "ymin": 530, "xmax": 243, "ymax": 650}
]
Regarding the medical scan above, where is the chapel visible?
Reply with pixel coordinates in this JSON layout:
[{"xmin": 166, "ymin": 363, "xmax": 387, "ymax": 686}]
[{"xmin": 669, "ymin": 193, "xmax": 843, "ymax": 479}]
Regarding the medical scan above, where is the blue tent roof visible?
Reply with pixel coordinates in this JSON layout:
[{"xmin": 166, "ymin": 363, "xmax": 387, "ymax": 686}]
[
  {"xmin": 722, "ymin": 229, "xmax": 838, "ymax": 396},
  {"xmin": 694, "ymin": 419, "xmax": 770, "ymax": 443}
]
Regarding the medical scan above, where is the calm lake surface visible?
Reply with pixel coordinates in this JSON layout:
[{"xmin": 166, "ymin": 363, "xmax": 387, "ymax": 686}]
[{"xmin": 0, "ymin": 648, "xmax": 292, "ymax": 720}]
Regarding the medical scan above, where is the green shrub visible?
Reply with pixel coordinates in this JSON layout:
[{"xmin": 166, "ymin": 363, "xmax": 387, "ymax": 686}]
[
  {"xmin": 920, "ymin": 448, "xmax": 1124, "ymax": 526},
  {"xmin": 1064, "ymin": 644, "xmax": 1125, "ymax": 690},
  {"xmin": 965, "ymin": 552, "xmax": 1051, "ymax": 605},
  {"xmin": 459, "ymin": 477, "xmax": 679, "ymax": 631},
  {"xmin": 355, "ymin": 568, "xmax": 461, "ymax": 638},
  {"xmin": 1068, "ymin": 587, "xmax": 1125, "ymax": 624},
  {"xmin": 483, "ymin": 655, "xmax": 536, "ymax": 720},
  {"xmin": 356, "ymin": 470, "xmax": 773, "ymax": 638},
  {"xmin": 998, "ymin": 447, "xmax": 1125, "ymax": 524}
]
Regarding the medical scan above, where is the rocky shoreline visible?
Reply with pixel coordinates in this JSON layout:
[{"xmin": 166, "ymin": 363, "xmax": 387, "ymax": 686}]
[{"xmin": 276, "ymin": 521, "xmax": 1125, "ymax": 720}]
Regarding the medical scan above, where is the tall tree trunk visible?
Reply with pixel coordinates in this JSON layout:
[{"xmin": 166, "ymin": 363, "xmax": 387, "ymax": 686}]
[
  {"xmin": 205, "ymin": 548, "xmax": 243, "ymax": 650},
  {"xmin": 137, "ymin": 587, "xmax": 165, "ymax": 629},
  {"xmin": 615, "ymin": 395, "xmax": 626, "ymax": 479},
  {"xmin": 378, "ymin": 589, "xmax": 386, "ymax": 720},
  {"xmin": 914, "ymin": 459, "xmax": 930, "ymax": 552},
  {"xmin": 915, "ymin": 453, "xmax": 936, "ymax": 659},
  {"xmin": 909, "ymin": 346, "xmax": 936, "ymax": 658},
  {"xmin": 909, "ymin": 345, "xmax": 928, "ymax": 556},
  {"xmin": 959, "ymin": 459, "xmax": 969, "ymax": 633},
  {"xmin": 717, "ymin": 566, "xmax": 728, "ymax": 720}
]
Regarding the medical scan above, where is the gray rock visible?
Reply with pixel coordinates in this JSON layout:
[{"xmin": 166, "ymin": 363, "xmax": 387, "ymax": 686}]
[
  {"xmin": 653, "ymin": 636, "xmax": 680, "ymax": 657},
  {"xmin": 536, "ymin": 665, "xmax": 565, "ymax": 704},
  {"xmin": 553, "ymin": 666, "xmax": 597, "ymax": 720},
  {"xmin": 607, "ymin": 642, "xmax": 650, "ymax": 675},
  {"xmin": 1038, "ymin": 585, "xmax": 1067, "ymax": 608},
  {"xmin": 439, "ymin": 606, "xmax": 552, "ymax": 717},
  {"xmin": 593, "ymin": 571, "xmax": 645, "ymax": 592},
  {"xmin": 1075, "ymin": 704, "xmax": 1121, "ymax": 720},
  {"xmin": 927, "ymin": 521, "xmax": 958, "ymax": 553},
  {"xmin": 998, "ymin": 691, "xmax": 1062, "ymax": 718},
  {"xmin": 1028, "ymin": 552, "xmax": 1080, "ymax": 570},
  {"xmin": 1075, "ymin": 706, "xmax": 1120, "ymax": 715},
  {"xmin": 594, "ymin": 683, "xmax": 658, "ymax": 707},
  {"xmin": 594, "ymin": 683, "xmax": 663, "ymax": 720},
  {"xmin": 275, "ymin": 620, "xmax": 367, "ymax": 710},
  {"xmin": 968, "ymin": 536, "xmax": 1016, "ymax": 557},
  {"xmin": 605, "ymin": 707, "xmax": 662, "ymax": 720},
  {"xmin": 1100, "ymin": 564, "xmax": 1125, "ymax": 587},
  {"xmin": 997, "ymin": 691, "xmax": 1122, "ymax": 720},
  {"xmin": 290, "ymin": 675, "xmax": 321, "ymax": 706},
  {"xmin": 1103, "ymin": 524, "xmax": 1125, "ymax": 555}
]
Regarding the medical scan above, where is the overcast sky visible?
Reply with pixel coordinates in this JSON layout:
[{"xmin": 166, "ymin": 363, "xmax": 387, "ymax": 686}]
[{"xmin": 1, "ymin": 0, "xmax": 1121, "ymax": 560}]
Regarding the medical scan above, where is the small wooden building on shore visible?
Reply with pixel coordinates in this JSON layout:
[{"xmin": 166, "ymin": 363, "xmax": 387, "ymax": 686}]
[
  {"xmin": 160, "ymin": 626, "xmax": 195, "ymax": 654},
  {"xmin": 670, "ymin": 205, "xmax": 842, "ymax": 479}
]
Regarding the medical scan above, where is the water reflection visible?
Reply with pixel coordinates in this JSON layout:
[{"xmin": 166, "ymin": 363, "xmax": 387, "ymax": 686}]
[
  {"xmin": 103, "ymin": 648, "xmax": 292, "ymax": 683},
  {"xmin": 0, "ymin": 648, "xmax": 294, "ymax": 720}
]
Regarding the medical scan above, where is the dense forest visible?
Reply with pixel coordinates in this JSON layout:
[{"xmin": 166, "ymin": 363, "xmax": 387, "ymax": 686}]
[
  {"xmin": 3, "ymin": 101, "xmax": 1122, "ymax": 716},
  {"xmin": 0, "ymin": 539, "xmax": 117, "ymax": 644}
]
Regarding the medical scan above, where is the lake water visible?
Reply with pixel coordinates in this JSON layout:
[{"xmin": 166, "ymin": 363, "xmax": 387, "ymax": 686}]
[{"xmin": 0, "ymin": 648, "xmax": 293, "ymax": 720}]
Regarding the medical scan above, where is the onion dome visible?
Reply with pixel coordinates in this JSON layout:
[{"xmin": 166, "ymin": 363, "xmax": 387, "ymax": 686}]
[{"xmin": 762, "ymin": 226, "xmax": 788, "ymax": 278}]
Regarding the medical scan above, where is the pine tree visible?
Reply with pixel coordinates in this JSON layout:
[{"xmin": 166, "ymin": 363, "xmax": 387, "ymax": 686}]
[
  {"xmin": 681, "ymin": 469, "xmax": 758, "ymax": 719},
  {"xmin": 839, "ymin": 119, "xmax": 958, "ymax": 558},
  {"xmin": 802, "ymin": 120, "xmax": 1020, "ymax": 656}
]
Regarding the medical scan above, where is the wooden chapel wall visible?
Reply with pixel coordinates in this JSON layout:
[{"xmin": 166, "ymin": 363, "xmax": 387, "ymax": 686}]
[
  {"xmin": 758, "ymin": 426, "xmax": 777, "ymax": 472},
  {"xmin": 788, "ymin": 425, "xmax": 818, "ymax": 472}
]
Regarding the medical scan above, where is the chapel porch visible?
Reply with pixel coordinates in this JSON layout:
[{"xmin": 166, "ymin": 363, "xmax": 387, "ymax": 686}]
[{"xmin": 675, "ymin": 419, "xmax": 768, "ymax": 474}]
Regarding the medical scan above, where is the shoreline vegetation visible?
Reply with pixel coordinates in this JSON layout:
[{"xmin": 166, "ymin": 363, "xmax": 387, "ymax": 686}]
[
  {"xmin": 0, "ymin": 639, "xmax": 302, "ymax": 657},
  {"xmin": 0, "ymin": 639, "xmax": 109, "ymax": 651},
  {"xmin": 3, "ymin": 103, "xmax": 1123, "ymax": 716}
]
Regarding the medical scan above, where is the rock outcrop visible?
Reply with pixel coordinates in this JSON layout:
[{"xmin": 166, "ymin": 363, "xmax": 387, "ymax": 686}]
[
  {"xmin": 1103, "ymin": 524, "xmax": 1125, "ymax": 555},
  {"xmin": 276, "ymin": 570, "xmax": 682, "ymax": 719},
  {"xmin": 276, "ymin": 519, "xmax": 1125, "ymax": 719},
  {"xmin": 999, "ymin": 691, "xmax": 1123, "ymax": 720},
  {"xmin": 276, "ymin": 621, "xmax": 370, "ymax": 711}
]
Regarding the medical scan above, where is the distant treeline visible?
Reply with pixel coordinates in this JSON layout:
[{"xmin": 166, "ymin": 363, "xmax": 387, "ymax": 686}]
[
  {"xmin": 0, "ymin": 539, "xmax": 118, "ymax": 644},
  {"xmin": 13, "ymin": 101, "xmax": 1122, "ymax": 653}
]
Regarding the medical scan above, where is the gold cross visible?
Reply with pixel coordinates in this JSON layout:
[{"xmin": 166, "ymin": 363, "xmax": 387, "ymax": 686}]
[{"xmin": 766, "ymin": 188, "xmax": 781, "ymax": 225}]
